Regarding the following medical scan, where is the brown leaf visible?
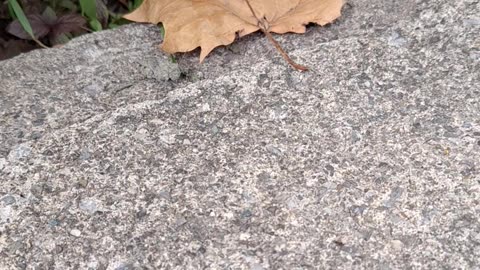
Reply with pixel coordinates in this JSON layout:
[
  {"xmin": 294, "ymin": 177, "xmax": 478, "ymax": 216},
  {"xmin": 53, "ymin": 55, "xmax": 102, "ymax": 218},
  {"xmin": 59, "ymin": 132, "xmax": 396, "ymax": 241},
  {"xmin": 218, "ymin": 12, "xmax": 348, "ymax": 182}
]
[
  {"xmin": 7, "ymin": 15, "xmax": 50, "ymax": 39},
  {"xmin": 6, "ymin": 13, "xmax": 85, "ymax": 42},
  {"xmin": 125, "ymin": 0, "xmax": 344, "ymax": 62},
  {"xmin": 51, "ymin": 14, "xmax": 86, "ymax": 39}
]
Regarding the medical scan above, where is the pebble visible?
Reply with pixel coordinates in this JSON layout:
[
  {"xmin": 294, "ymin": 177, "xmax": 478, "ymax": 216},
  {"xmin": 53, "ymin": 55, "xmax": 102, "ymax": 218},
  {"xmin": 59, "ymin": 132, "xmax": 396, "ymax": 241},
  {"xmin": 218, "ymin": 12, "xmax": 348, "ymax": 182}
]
[
  {"xmin": 70, "ymin": 229, "xmax": 82, "ymax": 237},
  {"xmin": 388, "ymin": 31, "xmax": 408, "ymax": 47},
  {"xmin": 8, "ymin": 144, "xmax": 31, "ymax": 161},
  {"xmin": 1, "ymin": 195, "xmax": 16, "ymax": 205},
  {"xmin": 390, "ymin": 240, "xmax": 404, "ymax": 250},
  {"xmin": 79, "ymin": 199, "xmax": 98, "ymax": 215},
  {"xmin": 0, "ymin": 158, "xmax": 6, "ymax": 170}
]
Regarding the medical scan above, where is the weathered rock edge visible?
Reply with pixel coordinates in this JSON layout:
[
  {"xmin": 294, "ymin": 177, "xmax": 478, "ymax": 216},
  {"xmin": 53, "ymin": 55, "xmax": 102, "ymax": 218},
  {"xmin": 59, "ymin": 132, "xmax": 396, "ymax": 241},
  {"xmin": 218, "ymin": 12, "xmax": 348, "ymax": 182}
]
[{"xmin": 1, "ymin": 0, "xmax": 479, "ymax": 269}]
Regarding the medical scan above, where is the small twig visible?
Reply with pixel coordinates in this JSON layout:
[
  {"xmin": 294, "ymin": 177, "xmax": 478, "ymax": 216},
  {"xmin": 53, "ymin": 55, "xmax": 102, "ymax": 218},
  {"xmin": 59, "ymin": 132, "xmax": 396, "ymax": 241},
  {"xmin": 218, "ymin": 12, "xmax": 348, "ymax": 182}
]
[
  {"xmin": 261, "ymin": 29, "xmax": 309, "ymax": 72},
  {"xmin": 32, "ymin": 37, "xmax": 48, "ymax": 49},
  {"xmin": 243, "ymin": 0, "xmax": 309, "ymax": 72},
  {"xmin": 81, "ymin": 26, "xmax": 94, "ymax": 33}
]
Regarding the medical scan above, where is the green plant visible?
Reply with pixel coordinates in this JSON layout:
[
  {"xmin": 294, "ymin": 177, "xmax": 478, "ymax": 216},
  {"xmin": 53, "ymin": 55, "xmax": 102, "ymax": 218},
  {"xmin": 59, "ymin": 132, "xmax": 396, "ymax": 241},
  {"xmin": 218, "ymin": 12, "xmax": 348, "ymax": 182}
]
[
  {"xmin": 3, "ymin": 0, "xmax": 143, "ymax": 48},
  {"xmin": 79, "ymin": 0, "xmax": 101, "ymax": 31},
  {"xmin": 7, "ymin": 0, "xmax": 48, "ymax": 47}
]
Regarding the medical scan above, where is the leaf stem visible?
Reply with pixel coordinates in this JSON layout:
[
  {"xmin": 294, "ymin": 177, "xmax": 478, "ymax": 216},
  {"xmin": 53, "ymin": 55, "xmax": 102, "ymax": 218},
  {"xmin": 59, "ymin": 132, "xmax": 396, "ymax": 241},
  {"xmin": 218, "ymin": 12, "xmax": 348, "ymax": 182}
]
[
  {"xmin": 33, "ymin": 38, "xmax": 49, "ymax": 49},
  {"xmin": 243, "ymin": 0, "xmax": 309, "ymax": 72},
  {"xmin": 260, "ymin": 29, "xmax": 309, "ymax": 72}
]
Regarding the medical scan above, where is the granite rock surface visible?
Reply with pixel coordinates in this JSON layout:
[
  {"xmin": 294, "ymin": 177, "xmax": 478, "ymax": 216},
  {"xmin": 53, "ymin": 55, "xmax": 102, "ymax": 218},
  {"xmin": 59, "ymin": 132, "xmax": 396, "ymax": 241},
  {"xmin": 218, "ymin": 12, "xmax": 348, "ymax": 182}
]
[{"xmin": 1, "ymin": 0, "xmax": 479, "ymax": 269}]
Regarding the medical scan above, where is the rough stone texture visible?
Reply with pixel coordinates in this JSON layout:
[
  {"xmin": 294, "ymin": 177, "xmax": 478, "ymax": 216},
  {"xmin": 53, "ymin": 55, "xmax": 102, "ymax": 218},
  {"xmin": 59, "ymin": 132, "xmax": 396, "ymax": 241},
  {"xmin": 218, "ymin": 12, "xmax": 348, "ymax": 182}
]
[{"xmin": 1, "ymin": 0, "xmax": 479, "ymax": 269}]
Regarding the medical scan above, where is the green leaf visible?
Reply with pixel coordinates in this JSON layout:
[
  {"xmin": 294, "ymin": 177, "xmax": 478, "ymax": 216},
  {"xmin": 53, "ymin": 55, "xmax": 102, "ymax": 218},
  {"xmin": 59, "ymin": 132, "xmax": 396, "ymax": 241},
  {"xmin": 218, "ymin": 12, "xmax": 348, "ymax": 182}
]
[
  {"xmin": 42, "ymin": 6, "xmax": 58, "ymax": 21},
  {"xmin": 7, "ymin": 0, "xmax": 16, "ymax": 20},
  {"xmin": 108, "ymin": 23, "xmax": 119, "ymax": 29},
  {"xmin": 79, "ymin": 0, "xmax": 97, "ymax": 21},
  {"xmin": 59, "ymin": 0, "xmax": 78, "ymax": 11},
  {"xmin": 47, "ymin": 0, "xmax": 60, "ymax": 10},
  {"xmin": 159, "ymin": 24, "xmax": 165, "ymax": 39},
  {"xmin": 89, "ymin": 19, "xmax": 102, "ymax": 31},
  {"xmin": 52, "ymin": 33, "xmax": 70, "ymax": 45},
  {"xmin": 169, "ymin": 54, "xmax": 177, "ymax": 64},
  {"xmin": 133, "ymin": 0, "xmax": 143, "ymax": 10},
  {"xmin": 7, "ymin": 0, "xmax": 34, "ymax": 38}
]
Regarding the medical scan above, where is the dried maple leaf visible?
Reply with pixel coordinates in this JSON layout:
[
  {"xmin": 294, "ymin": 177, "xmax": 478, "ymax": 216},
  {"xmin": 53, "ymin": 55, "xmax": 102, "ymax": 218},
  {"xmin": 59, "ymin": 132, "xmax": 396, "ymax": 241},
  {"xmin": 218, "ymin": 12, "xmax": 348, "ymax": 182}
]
[{"xmin": 125, "ymin": 0, "xmax": 343, "ymax": 70}]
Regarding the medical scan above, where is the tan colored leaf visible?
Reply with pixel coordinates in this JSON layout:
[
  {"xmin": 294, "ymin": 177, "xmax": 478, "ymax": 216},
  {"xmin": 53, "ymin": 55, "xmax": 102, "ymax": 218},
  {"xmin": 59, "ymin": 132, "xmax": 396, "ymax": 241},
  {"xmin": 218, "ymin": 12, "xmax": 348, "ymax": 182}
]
[{"xmin": 125, "ymin": 0, "xmax": 343, "ymax": 62}]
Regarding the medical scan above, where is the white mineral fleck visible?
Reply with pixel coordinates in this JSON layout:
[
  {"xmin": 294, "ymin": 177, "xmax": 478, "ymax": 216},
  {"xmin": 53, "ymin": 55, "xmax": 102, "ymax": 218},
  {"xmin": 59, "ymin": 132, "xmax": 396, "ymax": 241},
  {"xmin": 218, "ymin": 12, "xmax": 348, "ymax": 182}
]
[{"xmin": 70, "ymin": 229, "xmax": 82, "ymax": 237}]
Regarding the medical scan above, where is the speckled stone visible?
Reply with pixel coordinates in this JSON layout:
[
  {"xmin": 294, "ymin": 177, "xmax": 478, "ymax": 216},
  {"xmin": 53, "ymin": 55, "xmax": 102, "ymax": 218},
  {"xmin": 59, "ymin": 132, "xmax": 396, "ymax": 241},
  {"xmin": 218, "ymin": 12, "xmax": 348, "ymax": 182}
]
[{"xmin": 1, "ymin": 0, "xmax": 479, "ymax": 269}]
